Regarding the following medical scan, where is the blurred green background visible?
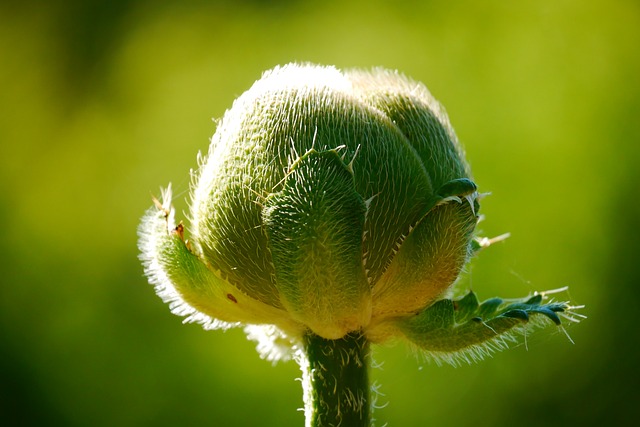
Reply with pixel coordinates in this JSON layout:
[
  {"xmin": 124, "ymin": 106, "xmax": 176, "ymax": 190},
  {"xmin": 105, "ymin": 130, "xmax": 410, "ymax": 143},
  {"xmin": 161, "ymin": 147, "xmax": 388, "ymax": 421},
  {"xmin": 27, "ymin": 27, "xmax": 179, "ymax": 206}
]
[{"xmin": 1, "ymin": 0, "xmax": 638, "ymax": 425}]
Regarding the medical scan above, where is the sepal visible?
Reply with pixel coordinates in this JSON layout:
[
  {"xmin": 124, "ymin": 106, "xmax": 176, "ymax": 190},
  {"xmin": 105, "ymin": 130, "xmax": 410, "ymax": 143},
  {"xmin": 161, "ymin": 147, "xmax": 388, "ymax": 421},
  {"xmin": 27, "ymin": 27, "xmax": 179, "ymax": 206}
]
[{"xmin": 138, "ymin": 185, "xmax": 300, "ymax": 334}]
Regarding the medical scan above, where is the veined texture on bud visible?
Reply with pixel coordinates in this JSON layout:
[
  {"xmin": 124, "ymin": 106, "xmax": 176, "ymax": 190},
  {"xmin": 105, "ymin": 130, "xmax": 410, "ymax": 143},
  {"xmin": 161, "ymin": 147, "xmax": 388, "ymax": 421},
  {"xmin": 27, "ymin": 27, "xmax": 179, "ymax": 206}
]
[{"xmin": 138, "ymin": 63, "xmax": 480, "ymax": 358}]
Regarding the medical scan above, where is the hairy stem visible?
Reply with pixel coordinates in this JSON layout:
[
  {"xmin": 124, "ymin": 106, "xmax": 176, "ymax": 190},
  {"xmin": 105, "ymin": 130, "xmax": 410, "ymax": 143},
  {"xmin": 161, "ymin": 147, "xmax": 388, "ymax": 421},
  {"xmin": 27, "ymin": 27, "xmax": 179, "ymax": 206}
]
[{"xmin": 300, "ymin": 332, "xmax": 371, "ymax": 427}]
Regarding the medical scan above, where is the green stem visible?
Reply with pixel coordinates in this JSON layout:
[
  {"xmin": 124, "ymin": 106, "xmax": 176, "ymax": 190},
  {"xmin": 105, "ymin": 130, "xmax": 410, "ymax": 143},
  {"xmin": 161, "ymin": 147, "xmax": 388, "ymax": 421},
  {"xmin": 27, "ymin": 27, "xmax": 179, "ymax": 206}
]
[{"xmin": 300, "ymin": 332, "xmax": 371, "ymax": 427}]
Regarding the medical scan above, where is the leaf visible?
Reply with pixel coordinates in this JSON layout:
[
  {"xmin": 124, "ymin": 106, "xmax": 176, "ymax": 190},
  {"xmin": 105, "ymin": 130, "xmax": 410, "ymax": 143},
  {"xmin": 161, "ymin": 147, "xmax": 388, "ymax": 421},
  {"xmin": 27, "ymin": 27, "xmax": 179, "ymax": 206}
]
[{"xmin": 392, "ymin": 290, "xmax": 582, "ymax": 365}]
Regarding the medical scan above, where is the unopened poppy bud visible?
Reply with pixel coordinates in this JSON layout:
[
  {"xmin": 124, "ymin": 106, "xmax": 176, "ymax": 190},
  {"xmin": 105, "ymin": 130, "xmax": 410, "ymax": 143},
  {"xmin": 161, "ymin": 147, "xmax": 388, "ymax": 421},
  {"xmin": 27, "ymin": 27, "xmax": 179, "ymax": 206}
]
[{"xmin": 139, "ymin": 63, "xmax": 578, "ymax": 362}]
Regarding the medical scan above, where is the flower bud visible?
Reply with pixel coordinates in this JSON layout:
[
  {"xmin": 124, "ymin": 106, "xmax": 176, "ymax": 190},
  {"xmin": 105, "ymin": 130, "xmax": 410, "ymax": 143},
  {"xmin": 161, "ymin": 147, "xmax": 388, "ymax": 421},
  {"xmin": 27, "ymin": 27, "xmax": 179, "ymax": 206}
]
[{"xmin": 139, "ymin": 63, "xmax": 480, "ymax": 356}]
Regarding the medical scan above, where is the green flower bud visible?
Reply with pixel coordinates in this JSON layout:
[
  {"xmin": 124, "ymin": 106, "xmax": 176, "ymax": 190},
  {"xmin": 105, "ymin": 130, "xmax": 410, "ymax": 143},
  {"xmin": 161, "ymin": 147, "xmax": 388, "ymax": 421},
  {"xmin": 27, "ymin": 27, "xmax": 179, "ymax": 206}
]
[{"xmin": 138, "ymin": 63, "xmax": 487, "ymax": 358}]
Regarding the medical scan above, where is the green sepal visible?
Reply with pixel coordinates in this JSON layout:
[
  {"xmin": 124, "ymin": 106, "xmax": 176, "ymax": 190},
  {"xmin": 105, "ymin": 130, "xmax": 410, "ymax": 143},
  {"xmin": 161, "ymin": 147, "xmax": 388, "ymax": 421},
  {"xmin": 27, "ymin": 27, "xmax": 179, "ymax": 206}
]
[
  {"xmin": 436, "ymin": 178, "xmax": 477, "ymax": 199},
  {"xmin": 138, "ymin": 194, "xmax": 298, "ymax": 332},
  {"xmin": 264, "ymin": 148, "xmax": 371, "ymax": 340},
  {"xmin": 432, "ymin": 178, "xmax": 477, "ymax": 211},
  {"xmin": 371, "ymin": 177, "xmax": 478, "ymax": 319},
  {"xmin": 395, "ymin": 290, "xmax": 573, "ymax": 356}
]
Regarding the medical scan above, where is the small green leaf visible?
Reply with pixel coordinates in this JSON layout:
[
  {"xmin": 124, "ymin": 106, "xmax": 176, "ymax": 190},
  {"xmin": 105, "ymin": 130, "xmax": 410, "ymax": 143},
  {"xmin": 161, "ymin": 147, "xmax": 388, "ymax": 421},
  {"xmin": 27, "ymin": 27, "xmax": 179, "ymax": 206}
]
[
  {"xmin": 393, "ymin": 290, "xmax": 580, "ymax": 364},
  {"xmin": 454, "ymin": 290, "xmax": 480, "ymax": 323},
  {"xmin": 501, "ymin": 309, "xmax": 529, "ymax": 321},
  {"xmin": 477, "ymin": 297, "xmax": 503, "ymax": 319}
]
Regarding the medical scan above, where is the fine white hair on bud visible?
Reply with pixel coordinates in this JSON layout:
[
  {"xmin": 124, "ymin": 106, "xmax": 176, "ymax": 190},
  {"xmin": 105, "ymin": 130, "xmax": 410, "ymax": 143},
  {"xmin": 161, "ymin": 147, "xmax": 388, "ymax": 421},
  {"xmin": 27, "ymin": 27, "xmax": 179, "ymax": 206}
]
[
  {"xmin": 138, "ymin": 184, "xmax": 236, "ymax": 331},
  {"xmin": 139, "ymin": 63, "xmax": 582, "ymax": 363}
]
